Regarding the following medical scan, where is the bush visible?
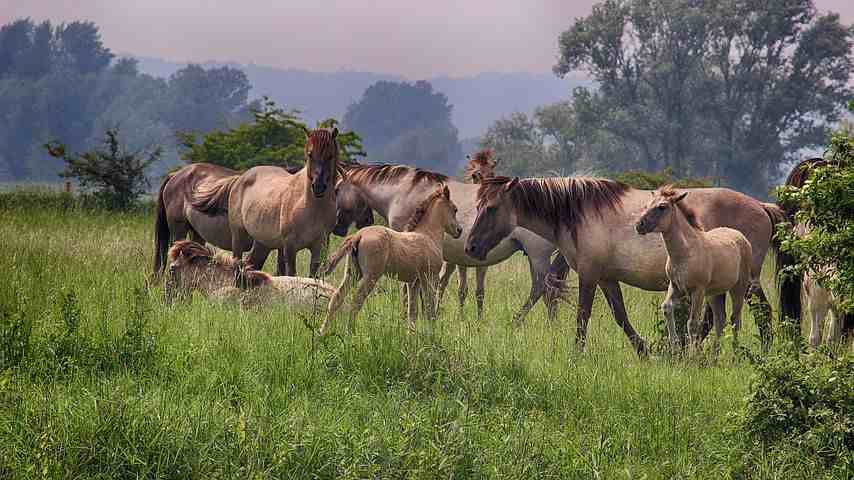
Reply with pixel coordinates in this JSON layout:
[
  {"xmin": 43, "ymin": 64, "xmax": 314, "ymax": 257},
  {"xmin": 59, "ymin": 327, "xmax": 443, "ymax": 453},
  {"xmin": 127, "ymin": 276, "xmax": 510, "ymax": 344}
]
[
  {"xmin": 739, "ymin": 348, "xmax": 854, "ymax": 469},
  {"xmin": 611, "ymin": 167, "xmax": 712, "ymax": 189}
]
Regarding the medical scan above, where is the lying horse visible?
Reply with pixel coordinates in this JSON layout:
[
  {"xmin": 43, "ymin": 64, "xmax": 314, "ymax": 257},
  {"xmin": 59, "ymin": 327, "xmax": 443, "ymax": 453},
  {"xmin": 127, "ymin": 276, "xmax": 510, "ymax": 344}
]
[
  {"xmin": 465, "ymin": 176, "xmax": 784, "ymax": 356},
  {"xmin": 319, "ymin": 185, "xmax": 463, "ymax": 336},
  {"xmin": 636, "ymin": 187, "xmax": 753, "ymax": 352},
  {"xmin": 165, "ymin": 240, "xmax": 334, "ymax": 311}
]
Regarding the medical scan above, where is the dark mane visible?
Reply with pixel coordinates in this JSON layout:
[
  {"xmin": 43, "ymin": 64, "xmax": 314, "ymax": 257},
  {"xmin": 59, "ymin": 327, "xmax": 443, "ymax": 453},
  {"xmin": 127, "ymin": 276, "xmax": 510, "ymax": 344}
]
[
  {"xmin": 344, "ymin": 163, "xmax": 448, "ymax": 188},
  {"xmin": 168, "ymin": 240, "xmax": 215, "ymax": 263},
  {"xmin": 477, "ymin": 176, "xmax": 629, "ymax": 239},
  {"xmin": 403, "ymin": 188, "xmax": 445, "ymax": 232},
  {"xmin": 660, "ymin": 185, "xmax": 704, "ymax": 230},
  {"xmin": 463, "ymin": 148, "xmax": 495, "ymax": 183},
  {"xmin": 785, "ymin": 157, "xmax": 833, "ymax": 188}
]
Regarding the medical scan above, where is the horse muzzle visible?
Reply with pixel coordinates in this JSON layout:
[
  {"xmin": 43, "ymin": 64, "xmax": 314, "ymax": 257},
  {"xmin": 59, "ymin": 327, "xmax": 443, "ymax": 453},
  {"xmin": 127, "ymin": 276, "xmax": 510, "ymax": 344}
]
[
  {"xmin": 332, "ymin": 223, "xmax": 349, "ymax": 237},
  {"xmin": 465, "ymin": 242, "xmax": 487, "ymax": 261},
  {"xmin": 635, "ymin": 223, "xmax": 648, "ymax": 235},
  {"xmin": 452, "ymin": 226, "xmax": 463, "ymax": 239}
]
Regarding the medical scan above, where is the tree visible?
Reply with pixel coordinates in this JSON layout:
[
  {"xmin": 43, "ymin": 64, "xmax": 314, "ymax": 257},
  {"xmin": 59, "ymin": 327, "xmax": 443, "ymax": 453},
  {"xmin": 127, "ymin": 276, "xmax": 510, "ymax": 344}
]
[
  {"xmin": 480, "ymin": 112, "xmax": 549, "ymax": 176},
  {"xmin": 53, "ymin": 21, "xmax": 113, "ymax": 74},
  {"xmin": 179, "ymin": 97, "xmax": 365, "ymax": 170},
  {"xmin": 555, "ymin": 0, "xmax": 853, "ymax": 195},
  {"xmin": 343, "ymin": 80, "xmax": 462, "ymax": 172},
  {"xmin": 163, "ymin": 64, "xmax": 251, "ymax": 133},
  {"xmin": 45, "ymin": 128, "xmax": 161, "ymax": 209}
]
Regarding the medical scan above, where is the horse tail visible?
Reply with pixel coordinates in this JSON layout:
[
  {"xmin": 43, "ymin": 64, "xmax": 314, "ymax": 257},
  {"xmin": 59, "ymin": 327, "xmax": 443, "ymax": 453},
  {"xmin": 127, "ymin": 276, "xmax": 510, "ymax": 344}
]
[
  {"xmin": 190, "ymin": 175, "xmax": 239, "ymax": 215},
  {"xmin": 153, "ymin": 174, "xmax": 172, "ymax": 277},
  {"xmin": 767, "ymin": 201, "xmax": 802, "ymax": 326},
  {"xmin": 320, "ymin": 235, "xmax": 361, "ymax": 278}
]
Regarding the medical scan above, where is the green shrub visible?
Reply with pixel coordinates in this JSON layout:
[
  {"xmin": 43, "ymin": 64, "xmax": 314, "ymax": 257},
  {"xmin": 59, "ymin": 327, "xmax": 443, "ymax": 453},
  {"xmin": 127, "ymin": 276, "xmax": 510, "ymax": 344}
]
[{"xmin": 611, "ymin": 167, "xmax": 712, "ymax": 189}]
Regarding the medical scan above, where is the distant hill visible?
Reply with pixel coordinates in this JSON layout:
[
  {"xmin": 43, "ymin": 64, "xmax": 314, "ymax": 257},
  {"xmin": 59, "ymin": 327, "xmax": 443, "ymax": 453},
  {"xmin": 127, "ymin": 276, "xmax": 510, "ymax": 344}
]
[{"xmin": 134, "ymin": 56, "xmax": 589, "ymax": 138}]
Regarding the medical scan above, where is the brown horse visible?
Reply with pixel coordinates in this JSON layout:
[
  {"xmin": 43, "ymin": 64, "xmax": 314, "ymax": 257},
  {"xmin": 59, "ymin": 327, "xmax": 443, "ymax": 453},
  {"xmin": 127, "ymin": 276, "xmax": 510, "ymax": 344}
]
[
  {"xmin": 164, "ymin": 240, "xmax": 335, "ymax": 311},
  {"xmin": 332, "ymin": 163, "xmax": 560, "ymax": 324},
  {"xmin": 636, "ymin": 187, "xmax": 753, "ymax": 352},
  {"xmin": 153, "ymin": 163, "xmax": 305, "ymax": 277},
  {"xmin": 191, "ymin": 128, "xmax": 341, "ymax": 277},
  {"xmin": 777, "ymin": 158, "xmax": 854, "ymax": 347},
  {"xmin": 465, "ymin": 176, "xmax": 784, "ymax": 356},
  {"xmin": 319, "ymin": 185, "xmax": 463, "ymax": 336}
]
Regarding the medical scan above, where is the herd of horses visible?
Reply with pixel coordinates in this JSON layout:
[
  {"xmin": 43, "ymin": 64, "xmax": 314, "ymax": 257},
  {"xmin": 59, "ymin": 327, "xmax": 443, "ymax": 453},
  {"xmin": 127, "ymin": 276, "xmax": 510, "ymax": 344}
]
[{"xmin": 154, "ymin": 128, "xmax": 852, "ymax": 354}]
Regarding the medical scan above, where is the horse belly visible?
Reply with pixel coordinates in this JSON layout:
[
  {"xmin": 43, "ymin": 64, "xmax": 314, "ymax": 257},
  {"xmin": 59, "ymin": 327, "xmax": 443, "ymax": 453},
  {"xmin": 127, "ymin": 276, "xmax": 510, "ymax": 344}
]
[
  {"xmin": 185, "ymin": 207, "xmax": 233, "ymax": 250},
  {"xmin": 601, "ymin": 233, "xmax": 670, "ymax": 291},
  {"xmin": 443, "ymin": 234, "xmax": 516, "ymax": 266}
]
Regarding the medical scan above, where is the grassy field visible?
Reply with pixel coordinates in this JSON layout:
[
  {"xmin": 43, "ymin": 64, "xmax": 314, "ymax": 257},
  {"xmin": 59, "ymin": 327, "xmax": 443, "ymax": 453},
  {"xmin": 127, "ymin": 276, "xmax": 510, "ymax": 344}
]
[{"xmin": 0, "ymin": 197, "xmax": 846, "ymax": 479}]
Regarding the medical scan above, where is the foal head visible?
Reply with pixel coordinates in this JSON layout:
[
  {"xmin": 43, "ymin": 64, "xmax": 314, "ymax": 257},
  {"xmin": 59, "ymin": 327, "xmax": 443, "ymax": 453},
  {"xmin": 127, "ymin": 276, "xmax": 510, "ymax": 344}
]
[
  {"xmin": 635, "ymin": 186, "xmax": 697, "ymax": 235},
  {"xmin": 332, "ymin": 178, "xmax": 373, "ymax": 236},
  {"xmin": 465, "ymin": 176, "xmax": 520, "ymax": 260},
  {"xmin": 404, "ymin": 185, "xmax": 463, "ymax": 239},
  {"xmin": 304, "ymin": 128, "xmax": 339, "ymax": 198},
  {"xmin": 464, "ymin": 149, "xmax": 499, "ymax": 184}
]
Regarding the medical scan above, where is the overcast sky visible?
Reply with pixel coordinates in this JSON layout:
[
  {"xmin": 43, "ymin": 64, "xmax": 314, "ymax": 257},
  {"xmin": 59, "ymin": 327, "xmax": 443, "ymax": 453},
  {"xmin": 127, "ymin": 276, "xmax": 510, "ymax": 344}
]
[{"xmin": 3, "ymin": 0, "xmax": 853, "ymax": 78}]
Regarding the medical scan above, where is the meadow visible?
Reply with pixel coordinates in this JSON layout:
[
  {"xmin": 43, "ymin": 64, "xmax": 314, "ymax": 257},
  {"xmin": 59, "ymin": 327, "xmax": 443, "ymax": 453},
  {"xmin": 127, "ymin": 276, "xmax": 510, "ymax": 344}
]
[{"xmin": 0, "ymin": 193, "xmax": 847, "ymax": 479}]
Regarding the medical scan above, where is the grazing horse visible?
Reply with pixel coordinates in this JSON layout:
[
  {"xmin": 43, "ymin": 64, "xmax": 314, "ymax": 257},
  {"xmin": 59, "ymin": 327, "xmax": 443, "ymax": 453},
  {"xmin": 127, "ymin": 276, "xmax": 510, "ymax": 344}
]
[
  {"xmin": 332, "ymin": 163, "xmax": 560, "ymax": 324},
  {"xmin": 192, "ymin": 128, "xmax": 341, "ymax": 277},
  {"xmin": 465, "ymin": 176, "xmax": 783, "ymax": 356},
  {"xmin": 164, "ymin": 240, "xmax": 335, "ymax": 311},
  {"xmin": 777, "ymin": 158, "xmax": 854, "ymax": 347},
  {"xmin": 636, "ymin": 187, "xmax": 753, "ymax": 352},
  {"xmin": 319, "ymin": 185, "xmax": 463, "ymax": 336}
]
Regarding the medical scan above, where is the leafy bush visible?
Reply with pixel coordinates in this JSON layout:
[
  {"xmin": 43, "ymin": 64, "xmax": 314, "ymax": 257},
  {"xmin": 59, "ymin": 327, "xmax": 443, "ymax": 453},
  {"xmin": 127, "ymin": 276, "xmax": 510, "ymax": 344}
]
[
  {"xmin": 611, "ymin": 167, "xmax": 712, "ymax": 189},
  {"xmin": 45, "ymin": 128, "xmax": 161, "ymax": 210},
  {"xmin": 739, "ymin": 348, "xmax": 854, "ymax": 469}
]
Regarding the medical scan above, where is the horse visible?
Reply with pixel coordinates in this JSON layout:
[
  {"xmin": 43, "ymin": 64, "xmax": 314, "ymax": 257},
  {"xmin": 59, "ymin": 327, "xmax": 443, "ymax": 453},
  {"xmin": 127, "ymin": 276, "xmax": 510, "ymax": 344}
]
[
  {"xmin": 164, "ymin": 240, "xmax": 335, "ymax": 311},
  {"xmin": 318, "ymin": 185, "xmax": 463, "ymax": 336},
  {"xmin": 464, "ymin": 176, "xmax": 784, "ymax": 356},
  {"xmin": 153, "ymin": 163, "xmax": 306, "ymax": 277},
  {"xmin": 191, "ymin": 128, "xmax": 341, "ymax": 277},
  {"xmin": 636, "ymin": 187, "xmax": 753, "ymax": 352},
  {"xmin": 332, "ymin": 162, "xmax": 560, "ymax": 324},
  {"xmin": 777, "ymin": 158, "xmax": 854, "ymax": 348}
]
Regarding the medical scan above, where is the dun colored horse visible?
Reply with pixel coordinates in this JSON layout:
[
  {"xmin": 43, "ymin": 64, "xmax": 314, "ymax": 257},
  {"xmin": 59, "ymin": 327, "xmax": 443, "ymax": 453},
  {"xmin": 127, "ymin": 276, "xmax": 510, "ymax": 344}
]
[
  {"xmin": 319, "ymin": 185, "xmax": 463, "ymax": 336},
  {"xmin": 636, "ymin": 187, "xmax": 752, "ymax": 351},
  {"xmin": 333, "ymin": 163, "xmax": 559, "ymax": 324},
  {"xmin": 165, "ymin": 240, "xmax": 335, "ymax": 311},
  {"xmin": 192, "ymin": 128, "xmax": 341, "ymax": 277},
  {"xmin": 777, "ymin": 158, "xmax": 853, "ymax": 347},
  {"xmin": 465, "ymin": 176, "xmax": 784, "ymax": 356}
]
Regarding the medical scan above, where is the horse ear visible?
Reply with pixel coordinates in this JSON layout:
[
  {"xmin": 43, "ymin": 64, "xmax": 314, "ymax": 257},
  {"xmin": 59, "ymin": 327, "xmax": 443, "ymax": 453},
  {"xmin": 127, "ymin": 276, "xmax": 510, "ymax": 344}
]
[
  {"xmin": 493, "ymin": 158, "xmax": 500, "ymax": 167},
  {"xmin": 302, "ymin": 125, "xmax": 311, "ymax": 138},
  {"xmin": 675, "ymin": 191, "xmax": 688, "ymax": 203},
  {"xmin": 466, "ymin": 154, "xmax": 472, "ymax": 160},
  {"xmin": 505, "ymin": 177, "xmax": 520, "ymax": 192},
  {"xmin": 442, "ymin": 185, "xmax": 451, "ymax": 199},
  {"xmin": 331, "ymin": 127, "xmax": 339, "ymax": 139}
]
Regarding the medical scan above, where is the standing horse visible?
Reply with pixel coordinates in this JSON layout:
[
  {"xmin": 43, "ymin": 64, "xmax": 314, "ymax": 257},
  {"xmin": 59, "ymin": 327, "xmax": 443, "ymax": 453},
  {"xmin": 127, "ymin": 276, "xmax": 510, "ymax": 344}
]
[
  {"xmin": 777, "ymin": 158, "xmax": 854, "ymax": 347},
  {"xmin": 636, "ymin": 187, "xmax": 753, "ymax": 352},
  {"xmin": 319, "ymin": 185, "xmax": 463, "ymax": 336},
  {"xmin": 332, "ymin": 163, "xmax": 560, "ymax": 324},
  {"xmin": 191, "ymin": 128, "xmax": 341, "ymax": 276},
  {"xmin": 465, "ymin": 176, "xmax": 783, "ymax": 356}
]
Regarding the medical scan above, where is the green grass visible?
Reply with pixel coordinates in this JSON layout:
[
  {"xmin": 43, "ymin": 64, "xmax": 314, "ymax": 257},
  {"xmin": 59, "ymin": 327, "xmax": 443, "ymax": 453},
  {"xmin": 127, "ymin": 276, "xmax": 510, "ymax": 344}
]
[{"xmin": 0, "ymin": 198, "xmax": 844, "ymax": 479}]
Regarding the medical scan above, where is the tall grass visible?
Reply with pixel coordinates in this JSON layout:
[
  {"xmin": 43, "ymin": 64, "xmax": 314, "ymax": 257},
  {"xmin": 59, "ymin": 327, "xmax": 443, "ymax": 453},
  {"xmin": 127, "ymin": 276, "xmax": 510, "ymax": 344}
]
[{"xmin": 0, "ymin": 192, "xmax": 846, "ymax": 479}]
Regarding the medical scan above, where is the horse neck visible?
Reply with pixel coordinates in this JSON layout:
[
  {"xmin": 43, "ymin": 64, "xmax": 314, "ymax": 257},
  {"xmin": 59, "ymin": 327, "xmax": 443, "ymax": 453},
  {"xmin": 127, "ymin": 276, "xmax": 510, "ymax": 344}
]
[
  {"xmin": 410, "ymin": 205, "xmax": 447, "ymax": 246},
  {"xmin": 659, "ymin": 208, "xmax": 702, "ymax": 261},
  {"xmin": 354, "ymin": 174, "xmax": 436, "ymax": 227},
  {"xmin": 513, "ymin": 207, "xmax": 559, "ymax": 244}
]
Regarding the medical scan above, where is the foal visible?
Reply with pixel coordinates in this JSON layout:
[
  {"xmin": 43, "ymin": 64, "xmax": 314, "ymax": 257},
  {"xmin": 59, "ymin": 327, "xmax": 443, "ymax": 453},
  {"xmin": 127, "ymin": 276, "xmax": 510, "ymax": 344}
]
[
  {"xmin": 635, "ymin": 187, "xmax": 753, "ymax": 351},
  {"xmin": 319, "ymin": 185, "xmax": 463, "ymax": 336}
]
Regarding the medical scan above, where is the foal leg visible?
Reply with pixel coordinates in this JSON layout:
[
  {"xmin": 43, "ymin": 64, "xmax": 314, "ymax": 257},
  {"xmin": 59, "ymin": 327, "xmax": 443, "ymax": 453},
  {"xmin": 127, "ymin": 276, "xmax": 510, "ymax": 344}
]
[
  {"xmin": 687, "ymin": 289, "xmax": 707, "ymax": 350},
  {"xmin": 420, "ymin": 280, "xmax": 438, "ymax": 335},
  {"xmin": 661, "ymin": 283, "xmax": 681, "ymax": 350},
  {"xmin": 407, "ymin": 281, "xmax": 421, "ymax": 335},
  {"xmin": 319, "ymin": 271, "xmax": 355, "ymax": 336},
  {"xmin": 457, "ymin": 266, "xmax": 469, "ymax": 314},
  {"xmin": 600, "ymin": 280, "xmax": 647, "ymax": 356},
  {"xmin": 435, "ymin": 262, "xmax": 456, "ymax": 315},
  {"xmin": 474, "ymin": 267, "xmax": 487, "ymax": 322},
  {"xmin": 729, "ymin": 283, "xmax": 748, "ymax": 350},
  {"xmin": 347, "ymin": 275, "xmax": 379, "ymax": 335},
  {"xmin": 709, "ymin": 294, "xmax": 727, "ymax": 356}
]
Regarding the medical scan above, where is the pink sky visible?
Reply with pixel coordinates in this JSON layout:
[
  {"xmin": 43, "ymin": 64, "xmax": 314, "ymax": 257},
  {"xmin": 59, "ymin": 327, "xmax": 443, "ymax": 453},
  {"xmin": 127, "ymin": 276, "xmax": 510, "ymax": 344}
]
[{"xmin": 3, "ymin": 0, "xmax": 852, "ymax": 78}]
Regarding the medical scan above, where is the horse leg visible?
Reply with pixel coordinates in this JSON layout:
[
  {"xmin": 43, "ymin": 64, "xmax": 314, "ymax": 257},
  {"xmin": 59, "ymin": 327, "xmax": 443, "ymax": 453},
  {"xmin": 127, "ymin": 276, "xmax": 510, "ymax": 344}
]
[
  {"xmin": 512, "ymin": 251, "xmax": 552, "ymax": 326},
  {"xmin": 282, "ymin": 249, "xmax": 298, "ymax": 277},
  {"xmin": 319, "ymin": 268, "xmax": 355, "ymax": 336},
  {"xmin": 347, "ymin": 275, "xmax": 378, "ymax": 335},
  {"xmin": 575, "ymin": 273, "xmax": 600, "ymax": 352},
  {"xmin": 600, "ymin": 280, "xmax": 647, "ymax": 356},
  {"xmin": 687, "ymin": 289, "xmax": 706, "ymax": 349},
  {"xmin": 435, "ymin": 262, "xmax": 456, "ymax": 316},
  {"xmin": 420, "ymin": 280, "xmax": 438, "ymax": 335},
  {"xmin": 309, "ymin": 238, "xmax": 328, "ymax": 278},
  {"xmin": 407, "ymin": 280, "xmax": 421, "ymax": 335},
  {"xmin": 661, "ymin": 283, "xmax": 681, "ymax": 350},
  {"xmin": 807, "ymin": 284, "xmax": 830, "ymax": 348},
  {"xmin": 709, "ymin": 294, "xmax": 727, "ymax": 356},
  {"xmin": 457, "ymin": 266, "xmax": 469, "ymax": 315},
  {"xmin": 276, "ymin": 249, "xmax": 287, "ymax": 276},
  {"xmin": 247, "ymin": 242, "xmax": 272, "ymax": 271},
  {"xmin": 729, "ymin": 283, "xmax": 748, "ymax": 350},
  {"xmin": 749, "ymin": 281, "xmax": 773, "ymax": 350},
  {"xmin": 474, "ymin": 267, "xmax": 487, "ymax": 322}
]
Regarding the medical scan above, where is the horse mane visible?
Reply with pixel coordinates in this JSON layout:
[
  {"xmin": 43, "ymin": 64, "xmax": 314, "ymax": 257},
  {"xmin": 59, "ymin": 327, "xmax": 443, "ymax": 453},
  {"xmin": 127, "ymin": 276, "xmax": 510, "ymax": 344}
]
[
  {"xmin": 190, "ymin": 175, "xmax": 240, "ymax": 215},
  {"xmin": 659, "ymin": 185, "xmax": 704, "ymax": 231},
  {"xmin": 344, "ymin": 163, "xmax": 448, "ymax": 188},
  {"xmin": 463, "ymin": 149, "xmax": 495, "ymax": 183},
  {"xmin": 169, "ymin": 240, "xmax": 272, "ymax": 288},
  {"xmin": 403, "ymin": 187, "xmax": 446, "ymax": 232},
  {"xmin": 477, "ymin": 176, "xmax": 629, "ymax": 239}
]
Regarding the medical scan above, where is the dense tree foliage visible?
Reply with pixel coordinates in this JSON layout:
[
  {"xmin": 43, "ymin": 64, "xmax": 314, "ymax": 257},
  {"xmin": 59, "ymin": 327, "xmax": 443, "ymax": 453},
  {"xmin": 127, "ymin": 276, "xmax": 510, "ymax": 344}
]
[
  {"xmin": 0, "ymin": 18, "xmax": 253, "ymax": 182},
  {"xmin": 551, "ymin": 0, "xmax": 853, "ymax": 195},
  {"xmin": 178, "ymin": 98, "xmax": 365, "ymax": 170},
  {"xmin": 343, "ymin": 80, "xmax": 462, "ymax": 173}
]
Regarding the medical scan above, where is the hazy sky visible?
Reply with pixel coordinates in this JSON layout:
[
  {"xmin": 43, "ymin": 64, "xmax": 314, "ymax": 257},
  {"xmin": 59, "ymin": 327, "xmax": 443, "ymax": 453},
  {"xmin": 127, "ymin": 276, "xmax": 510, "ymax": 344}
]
[{"xmin": 3, "ymin": 0, "xmax": 853, "ymax": 78}]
